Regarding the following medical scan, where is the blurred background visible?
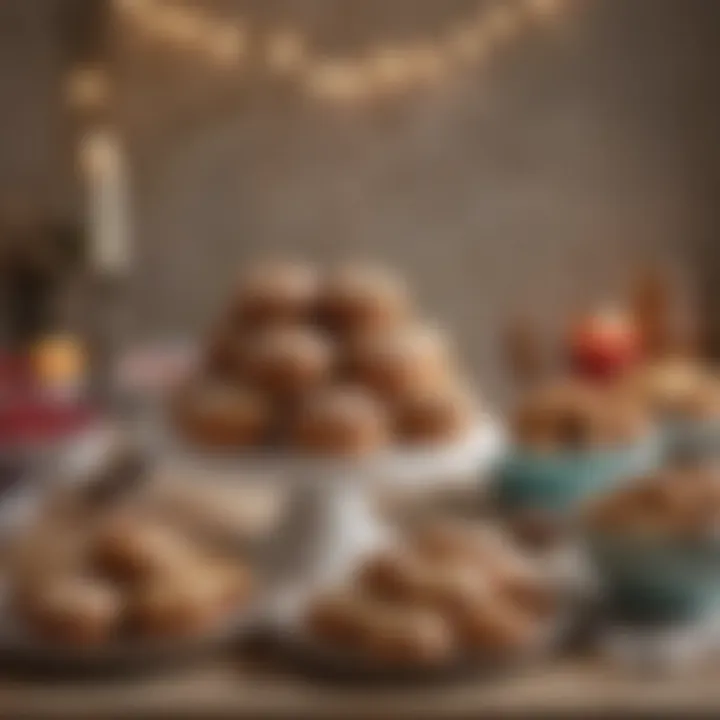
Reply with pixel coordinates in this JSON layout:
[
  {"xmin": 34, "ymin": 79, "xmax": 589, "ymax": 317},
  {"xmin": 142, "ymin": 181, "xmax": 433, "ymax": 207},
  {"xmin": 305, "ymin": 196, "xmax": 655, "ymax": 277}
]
[{"xmin": 1, "ymin": 0, "xmax": 720, "ymax": 425}]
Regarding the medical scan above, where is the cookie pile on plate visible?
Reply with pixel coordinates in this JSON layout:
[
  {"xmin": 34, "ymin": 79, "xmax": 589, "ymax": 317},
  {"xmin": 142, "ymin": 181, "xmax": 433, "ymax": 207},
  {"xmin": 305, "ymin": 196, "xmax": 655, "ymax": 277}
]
[
  {"xmin": 8, "ymin": 511, "xmax": 254, "ymax": 646},
  {"xmin": 511, "ymin": 378, "xmax": 650, "ymax": 453},
  {"xmin": 585, "ymin": 466, "xmax": 720, "ymax": 540},
  {"xmin": 303, "ymin": 521, "xmax": 557, "ymax": 667},
  {"xmin": 173, "ymin": 261, "xmax": 479, "ymax": 456},
  {"xmin": 628, "ymin": 359, "xmax": 720, "ymax": 423}
]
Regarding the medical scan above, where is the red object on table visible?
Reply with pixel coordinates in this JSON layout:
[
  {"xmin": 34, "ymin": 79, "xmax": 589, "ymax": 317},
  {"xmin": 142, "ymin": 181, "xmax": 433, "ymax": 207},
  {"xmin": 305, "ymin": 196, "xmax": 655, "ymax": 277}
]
[
  {"xmin": 0, "ymin": 353, "xmax": 97, "ymax": 451},
  {"xmin": 568, "ymin": 309, "xmax": 640, "ymax": 380}
]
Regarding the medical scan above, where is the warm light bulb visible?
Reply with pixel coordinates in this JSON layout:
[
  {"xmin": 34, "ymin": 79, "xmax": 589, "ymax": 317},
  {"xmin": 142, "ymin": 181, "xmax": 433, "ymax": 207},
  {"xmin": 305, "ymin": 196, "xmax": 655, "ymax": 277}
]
[
  {"xmin": 407, "ymin": 45, "xmax": 446, "ymax": 85},
  {"xmin": 368, "ymin": 48, "xmax": 412, "ymax": 91},
  {"xmin": 208, "ymin": 25, "xmax": 248, "ymax": 64},
  {"xmin": 306, "ymin": 62, "xmax": 367, "ymax": 102},
  {"xmin": 113, "ymin": 0, "xmax": 146, "ymax": 16},
  {"xmin": 79, "ymin": 131, "xmax": 119, "ymax": 177},
  {"xmin": 484, "ymin": 4, "xmax": 522, "ymax": 42},
  {"xmin": 154, "ymin": 8, "xmax": 204, "ymax": 46},
  {"xmin": 266, "ymin": 30, "xmax": 306, "ymax": 74},
  {"xmin": 446, "ymin": 25, "xmax": 490, "ymax": 63},
  {"xmin": 526, "ymin": 0, "xmax": 564, "ymax": 18}
]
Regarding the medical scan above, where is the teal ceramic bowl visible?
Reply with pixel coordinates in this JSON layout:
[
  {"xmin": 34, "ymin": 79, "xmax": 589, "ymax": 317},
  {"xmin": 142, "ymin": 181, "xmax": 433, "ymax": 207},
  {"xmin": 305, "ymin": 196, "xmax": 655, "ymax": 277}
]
[
  {"xmin": 492, "ymin": 436, "xmax": 661, "ymax": 514},
  {"xmin": 662, "ymin": 418, "xmax": 720, "ymax": 462},
  {"xmin": 586, "ymin": 532, "xmax": 720, "ymax": 622}
]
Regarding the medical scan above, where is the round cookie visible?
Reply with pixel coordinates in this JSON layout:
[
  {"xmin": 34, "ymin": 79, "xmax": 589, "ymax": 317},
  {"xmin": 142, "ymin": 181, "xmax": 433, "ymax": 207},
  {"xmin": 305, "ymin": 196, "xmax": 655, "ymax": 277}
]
[
  {"xmin": 306, "ymin": 590, "xmax": 455, "ymax": 665},
  {"xmin": 292, "ymin": 386, "xmax": 390, "ymax": 457},
  {"xmin": 455, "ymin": 594, "xmax": 538, "ymax": 654},
  {"xmin": 130, "ymin": 577, "xmax": 225, "ymax": 638},
  {"xmin": 173, "ymin": 380, "xmax": 271, "ymax": 450},
  {"xmin": 359, "ymin": 604, "xmax": 456, "ymax": 666},
  {"xmin": 357, "ymin": 549, "xmax": 488, "ymax": 615},
  {"xmin": 409, "ymin": 520, "xmax": 505, "ymax": 565},
  {"xmin": 304, "ymin": 591, "xmax": 373, "ymax": 647},
  {"xmin": 348, "ymin": 324, "xmax": 452, "ymax": 402},
  {"xmin": 511, "ymin": 379, "xmax": 608, "ymax": 451},
  {"xmin": 21, "ymin": 575, "xmax": 123, "ymax": 646},
  {"xmin": 395, "ymin": 384, "xmax": 476, "ymax": 445},
  {"xmin": 232, "ymin": 260, "xmax": 320, "ymax": 328},
  {"xmin": 241, "ymin": 326, "xmax": 333, "ymax": 398},
  {"xmin": 319, "ymin": 263, "xmax": 411, "ymax": 336},
  {"xmin": 93, "ymin": 518, "xmax": 200, "ymax": 585}
]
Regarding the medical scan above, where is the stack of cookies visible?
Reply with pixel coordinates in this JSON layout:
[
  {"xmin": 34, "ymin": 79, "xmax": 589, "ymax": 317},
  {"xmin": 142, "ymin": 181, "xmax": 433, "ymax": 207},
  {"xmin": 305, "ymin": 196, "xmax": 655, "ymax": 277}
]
[
  {"xmin": 173, "ymin": 261, "xmax": 479, "ymax": 457},
  {"xmin": 303, "ymin": 521, "xmax": 556, "ymax": 668}
]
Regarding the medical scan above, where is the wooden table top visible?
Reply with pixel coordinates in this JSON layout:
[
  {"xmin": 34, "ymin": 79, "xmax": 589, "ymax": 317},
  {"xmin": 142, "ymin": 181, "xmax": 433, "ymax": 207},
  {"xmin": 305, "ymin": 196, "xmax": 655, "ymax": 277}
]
[{"xmin": 3, "ymin": 654, "xmax": 720, "ymax": 719}]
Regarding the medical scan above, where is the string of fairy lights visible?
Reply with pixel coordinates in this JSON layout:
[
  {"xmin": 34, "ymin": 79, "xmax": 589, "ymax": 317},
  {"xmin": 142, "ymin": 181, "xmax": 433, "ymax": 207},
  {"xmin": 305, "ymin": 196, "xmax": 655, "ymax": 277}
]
[{"xmin": 67, "ymin": 0, "xmax": 569, "ymax": 111}]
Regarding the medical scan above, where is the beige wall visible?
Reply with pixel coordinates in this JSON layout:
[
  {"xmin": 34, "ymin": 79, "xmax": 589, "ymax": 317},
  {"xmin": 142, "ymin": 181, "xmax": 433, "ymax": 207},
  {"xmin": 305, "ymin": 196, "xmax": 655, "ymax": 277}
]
[{"xmin": 117, "ymin": 0, "xmax": 720, "ymax": 397}]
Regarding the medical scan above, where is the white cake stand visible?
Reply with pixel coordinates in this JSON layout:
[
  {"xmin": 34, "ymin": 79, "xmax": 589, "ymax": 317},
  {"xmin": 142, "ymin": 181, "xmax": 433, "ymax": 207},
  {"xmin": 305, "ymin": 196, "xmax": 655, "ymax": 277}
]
[{"xmin": 159, "ymin": 419, "xmax": 504, "ymax": 612}]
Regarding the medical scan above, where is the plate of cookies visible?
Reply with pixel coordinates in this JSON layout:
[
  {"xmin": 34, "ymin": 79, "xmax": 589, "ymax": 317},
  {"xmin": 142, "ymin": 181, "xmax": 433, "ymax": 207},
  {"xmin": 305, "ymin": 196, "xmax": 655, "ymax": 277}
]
[
  {"xmin": 279, "ymin": 520, "xmax": 564, "ymax": 683},
  {"xmin": 0, "ymin": 486, "xmax": 258, "ymax": 674},
  {"xmin": 164, "ymin": 260, "xmax": 497, "ymax": 480}
]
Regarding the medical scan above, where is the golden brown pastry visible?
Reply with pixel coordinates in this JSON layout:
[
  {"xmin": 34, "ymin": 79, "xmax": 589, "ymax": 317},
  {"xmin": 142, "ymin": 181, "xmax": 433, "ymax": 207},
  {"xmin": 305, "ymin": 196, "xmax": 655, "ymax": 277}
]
[
  {"xmin": 173, "ymin": 380, "xmax": 271, "ymax": 449},
  {"xmin": 357, "ymin": 549, "xmax": 489, "ymax": 616},
  {"xmin": 487, "ymin": 556, "xmax": 555, "ymax": 618},
  {"xmin": 512, "ymin": 378, "xmax": 648, "ymax": 451},
  {"xmin": 129, "ymin": 572, "xmax": 228, "ymax": 638},
  {"xmin": 9, "ymin": 521, "xmax": 90, "ymax": 600},
  {"xmin": 319, "ymin": 263, "xmax": 411, "ymax": 335},
  {"xmin": 409, "ymin": 520, "xmax": 505, "ymax": 565},
  {"xmin": 232, "ymin": 260, "xmax": 320, "ymax": 328},
  {"xmin": 304, "ymin": 591, "xmax": 373, "ymax": 647},
  {"xmin": 395, "ymin": 384, "xmax": 476, "ymax": 445},
  {"xmin": 93, "ymin": 518, "xmax": 201, "ymax": 585},
  {"xmin": 292, "ymin": 386, "xmax": 390, "ymax": 457},
  {"xmin": 21, "ymin": 575, "xmax": 123, "ymax": 646},
  {"xmin": 359, "ymin": 605, "xmax": 456, "ymax": 666},
  {"xmin": 241, "ymin": 326, "xmax": 333, "ymax": 398},
  {"xmin": 585, "ymin": 467, "xmax": 720, "ymax": 539},
  {"xmin": 348, "ymin": 324, "xmax": 452, "ymax": 402},
  {"xmin": 200, "ymin": 560, "xmax": 255, "ymax": 613},
  {"xmin": 456, "ymin": 595, "xmax": 538, "ymax": 654},
  {"xmin": 355, "ymin": 551, "xmax": 426, "ymax": 603},
  {"xmin": 306, "ymin": 591, "xmax": 455, "ymax": 665}
]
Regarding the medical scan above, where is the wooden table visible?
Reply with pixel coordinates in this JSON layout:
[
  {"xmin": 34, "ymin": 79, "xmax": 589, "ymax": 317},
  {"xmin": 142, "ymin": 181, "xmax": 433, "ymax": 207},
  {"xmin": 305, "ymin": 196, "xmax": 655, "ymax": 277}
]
[{"xmin": 3, "ymin": 654, "xmax": 720, "ymax": 718}]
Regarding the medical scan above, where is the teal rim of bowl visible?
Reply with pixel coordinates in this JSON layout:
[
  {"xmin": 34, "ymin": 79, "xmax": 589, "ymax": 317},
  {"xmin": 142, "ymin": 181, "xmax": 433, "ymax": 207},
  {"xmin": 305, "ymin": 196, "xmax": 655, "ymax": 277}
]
[{"xmin": 492, "ymin": 434, "xmax": 661, "ymax": 513}]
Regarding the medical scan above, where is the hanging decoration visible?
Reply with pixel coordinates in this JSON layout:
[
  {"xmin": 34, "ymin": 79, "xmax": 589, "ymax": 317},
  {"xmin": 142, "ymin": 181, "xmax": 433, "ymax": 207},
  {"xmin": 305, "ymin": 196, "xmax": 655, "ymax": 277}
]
[{"xmin": 112, "ymin": 0, "xmax": 570, "ymax": 105}]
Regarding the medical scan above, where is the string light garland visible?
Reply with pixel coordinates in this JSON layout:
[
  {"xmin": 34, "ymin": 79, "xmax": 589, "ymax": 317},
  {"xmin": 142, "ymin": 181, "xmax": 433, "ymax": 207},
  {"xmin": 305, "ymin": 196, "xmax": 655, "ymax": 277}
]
[{"xmin": 112, "ymin": 0, "xmax": 569, "ymax": 105}]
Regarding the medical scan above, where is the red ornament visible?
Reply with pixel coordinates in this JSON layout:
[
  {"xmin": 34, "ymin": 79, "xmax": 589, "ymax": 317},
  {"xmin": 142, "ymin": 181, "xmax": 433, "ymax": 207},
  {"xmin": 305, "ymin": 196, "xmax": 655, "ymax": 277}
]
[{"xmin": 568, "ymin": 309, "xmax": 640, "ymax": 380}]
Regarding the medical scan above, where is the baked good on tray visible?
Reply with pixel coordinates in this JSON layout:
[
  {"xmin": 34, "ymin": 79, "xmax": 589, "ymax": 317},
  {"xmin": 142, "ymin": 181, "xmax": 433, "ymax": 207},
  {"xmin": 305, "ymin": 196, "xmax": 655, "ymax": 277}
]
[
  {"xmin": 301, "ymin": 520, "xmax": 556, "ymax": 669},
  {"xmin": 5, "ymin": 509, "xmax": 256, "ymax": 648},
  {"xmin": 174, "ymin": 260, "xmax": 481, "ymax": 457},
  {"xmin": 20, "ymin": 575, "xmax": 124, "ymax": 646}
]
